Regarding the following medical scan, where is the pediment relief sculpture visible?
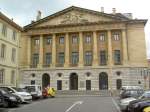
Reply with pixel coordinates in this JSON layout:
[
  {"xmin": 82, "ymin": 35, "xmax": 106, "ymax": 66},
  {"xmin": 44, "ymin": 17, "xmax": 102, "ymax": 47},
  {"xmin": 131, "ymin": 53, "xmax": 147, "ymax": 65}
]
[{"xmin": 60, "ymin": 12, "xmax": 88, "ymax": 24}]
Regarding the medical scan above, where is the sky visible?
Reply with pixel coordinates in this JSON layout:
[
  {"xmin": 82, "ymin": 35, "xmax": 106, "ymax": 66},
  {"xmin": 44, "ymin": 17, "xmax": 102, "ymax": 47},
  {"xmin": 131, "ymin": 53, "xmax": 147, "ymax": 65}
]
[{"xmin": 0, "ymin": 0, "xmax": 150, "ymax": 58}]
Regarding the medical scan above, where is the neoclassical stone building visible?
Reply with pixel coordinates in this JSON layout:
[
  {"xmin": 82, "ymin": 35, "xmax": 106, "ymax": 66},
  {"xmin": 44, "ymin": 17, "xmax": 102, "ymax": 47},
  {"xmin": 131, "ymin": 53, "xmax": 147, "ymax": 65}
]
[
  {"xmin": 19, "ymin": 6, "xmax": 148, "ymax": 90},
  {"xmin": 0, "ymin": 12, "xmax": 22, "ymax": 86}
]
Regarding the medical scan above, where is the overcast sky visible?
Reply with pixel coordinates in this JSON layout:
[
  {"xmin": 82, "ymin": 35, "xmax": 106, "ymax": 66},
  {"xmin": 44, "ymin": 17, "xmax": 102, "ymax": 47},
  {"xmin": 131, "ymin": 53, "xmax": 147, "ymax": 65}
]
[{"xmin": 0, "ymin": 0, "xmax": 150, "ymax": 58}]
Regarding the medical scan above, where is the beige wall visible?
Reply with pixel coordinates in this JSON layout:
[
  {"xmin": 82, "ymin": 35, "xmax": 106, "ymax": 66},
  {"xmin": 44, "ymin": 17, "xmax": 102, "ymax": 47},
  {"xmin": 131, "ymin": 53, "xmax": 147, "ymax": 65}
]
[{"xmin": 0, "ymin": 19, "xmax": 21, "ymax": 86}]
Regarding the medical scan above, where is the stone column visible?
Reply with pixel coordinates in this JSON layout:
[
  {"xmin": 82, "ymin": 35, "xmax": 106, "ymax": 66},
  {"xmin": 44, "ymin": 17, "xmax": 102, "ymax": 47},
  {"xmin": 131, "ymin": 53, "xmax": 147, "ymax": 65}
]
[
  {"xmin": 52, "ymin": 34, "xmax": 56, "ymax": 67},
  {"xmin": 107, "ymin": 30, "xmax": 113, "ymax": 90},
  {"xmin": 92, "ymin": 31, "xmax": 98, "ymax": 66},
  {"xmin": 79, "ymin": 32, "xmax": 84, "ymax": 67},
  {"xmin": 107, "ymin": 30, "xmax": 113, "ymax": 66},
  {"xmin": 122, "ymin": 29, "xmax": 128, "ymax": 65},
  {"xmin": 27, "ymin": 36, "xmax": 31, "ymax": 68},
  {"xmin": 64, "ymin": 33, "xmax": 69, "ymax": 67},
  {"xmin": 38, "ymin": 35, "xmax": 44, "ymax": 68}
]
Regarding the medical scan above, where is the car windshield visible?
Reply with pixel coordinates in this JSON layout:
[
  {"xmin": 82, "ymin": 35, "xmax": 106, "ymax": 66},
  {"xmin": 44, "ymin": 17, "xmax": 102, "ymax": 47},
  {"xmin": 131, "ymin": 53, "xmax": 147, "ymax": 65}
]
[
  {"xmin": 12, "ymin": 87, "xmax": 26, "ymax": 92},
  {"xmin": 25, "ymin": 86, "xmax": 35, "ymax": 92}
]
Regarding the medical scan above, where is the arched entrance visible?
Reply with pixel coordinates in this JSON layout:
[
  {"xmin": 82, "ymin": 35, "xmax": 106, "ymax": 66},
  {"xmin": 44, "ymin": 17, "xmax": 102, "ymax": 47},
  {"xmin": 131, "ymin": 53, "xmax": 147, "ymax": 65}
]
[
  {"xmin": 42, "ymin": 73, "xmax": 50, "ymax": 88},
  {"xmin": 70, "ymin": 73, "xmax": 78, "ymax": 90},
  {"xmin": 99, "ymin": 72, "xmax": 108, "ymax": 90}
]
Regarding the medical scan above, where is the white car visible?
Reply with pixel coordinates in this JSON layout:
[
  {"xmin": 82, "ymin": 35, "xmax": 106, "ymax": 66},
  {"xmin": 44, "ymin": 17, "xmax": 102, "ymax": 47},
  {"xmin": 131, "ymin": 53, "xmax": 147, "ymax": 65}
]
[{"xmin": 0, "ymin": 87, "xmax": 32, "ymax": 103}]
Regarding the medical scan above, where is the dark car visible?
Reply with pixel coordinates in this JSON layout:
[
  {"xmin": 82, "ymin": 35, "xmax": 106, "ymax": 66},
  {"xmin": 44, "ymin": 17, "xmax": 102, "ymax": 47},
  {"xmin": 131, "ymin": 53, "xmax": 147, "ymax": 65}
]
[
  {"xmin": 0, "ymin": 89, "xmax": 21, "ymax": 107},
  {"xmin": 128, "ymin": 91, "xmax": 150, "ymax": 112},
  {"xmin": 120, "ymin": 89, "xmax": 144, "ymax": 99}
]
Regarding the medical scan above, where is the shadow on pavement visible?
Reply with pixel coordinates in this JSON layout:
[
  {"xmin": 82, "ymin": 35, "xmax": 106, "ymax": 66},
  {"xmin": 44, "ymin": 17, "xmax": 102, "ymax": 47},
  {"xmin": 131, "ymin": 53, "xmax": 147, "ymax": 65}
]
[{"xmin": 0, "ymin": 108, "xmax": 8, "ymax": 112}]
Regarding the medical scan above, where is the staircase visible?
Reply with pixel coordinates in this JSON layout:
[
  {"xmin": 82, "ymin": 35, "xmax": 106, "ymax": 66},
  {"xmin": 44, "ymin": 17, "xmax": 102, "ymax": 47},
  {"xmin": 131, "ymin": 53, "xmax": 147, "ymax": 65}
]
[{"xmin": 56, "ymin": 90, "xmax": 111, "ymax": 97}]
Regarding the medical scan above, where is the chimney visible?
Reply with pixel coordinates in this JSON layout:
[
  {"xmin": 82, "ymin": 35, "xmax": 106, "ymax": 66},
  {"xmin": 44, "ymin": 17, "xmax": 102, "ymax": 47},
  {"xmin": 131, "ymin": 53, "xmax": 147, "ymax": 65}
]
[
  {"xmin": 101, "ymin": 7, "xmax": 104, "ymax": 13},
  {"xmin": 36, "ymin": 10, "xmax": 41, "ymax": 21},
  {"xmin": 112, "ymin": 8, "xmax": 116, "ymax": 14}
]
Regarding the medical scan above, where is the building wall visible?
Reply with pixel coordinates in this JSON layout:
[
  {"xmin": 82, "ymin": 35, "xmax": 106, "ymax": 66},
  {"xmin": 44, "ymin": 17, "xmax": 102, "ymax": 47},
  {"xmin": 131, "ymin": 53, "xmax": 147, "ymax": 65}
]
[{"xmin": 0, "ymin": 18, "xmax": 21, "ymax": 86}]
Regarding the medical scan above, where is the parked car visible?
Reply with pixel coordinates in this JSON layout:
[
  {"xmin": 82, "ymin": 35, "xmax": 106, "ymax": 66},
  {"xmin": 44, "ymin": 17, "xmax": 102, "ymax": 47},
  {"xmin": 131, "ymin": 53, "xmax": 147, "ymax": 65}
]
[
  {"xmin": 0, "ymin": 89, "xmax": 21, "ymax": 107},
  {"xmin": 120, "ymin": 89, "xmax": 144, "ymax": 99},
  {"xmin": 119, "ymin": 89, "xmax": 144, "ymax": 111},
  {"xmin": 0, "ymin": 86, "xmax": 32, "ymax": 103},
  {"xmin": 24, "ymin": 85, "xmax": 42, "ymax": 99},
  {"xmin": 128, "ymin": 91, "xmax": 150, "ymax": 112}
]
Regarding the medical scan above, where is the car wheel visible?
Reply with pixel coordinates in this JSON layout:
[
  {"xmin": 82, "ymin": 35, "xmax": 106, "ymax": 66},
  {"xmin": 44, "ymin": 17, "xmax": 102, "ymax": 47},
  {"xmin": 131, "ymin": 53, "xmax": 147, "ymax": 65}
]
[{"xmin": 3, "ymin": 101, "xmax": 9, "ymax": 108}]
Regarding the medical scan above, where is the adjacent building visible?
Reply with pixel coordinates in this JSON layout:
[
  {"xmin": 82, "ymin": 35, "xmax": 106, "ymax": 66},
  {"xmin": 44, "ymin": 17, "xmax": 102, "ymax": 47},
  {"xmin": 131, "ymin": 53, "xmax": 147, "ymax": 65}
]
[
  {"xmin": 0, "ymin": 12, "xmax": 22, "ymax": 86},
  {"xmin": 19, "ymin": 6, "xmax": 148, "ymax": 90}
]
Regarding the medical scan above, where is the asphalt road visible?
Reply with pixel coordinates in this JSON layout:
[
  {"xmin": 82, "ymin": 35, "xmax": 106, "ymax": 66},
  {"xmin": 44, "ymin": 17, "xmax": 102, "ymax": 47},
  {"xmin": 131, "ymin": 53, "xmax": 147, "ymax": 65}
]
[{"xmin": 6, "ymin": 96, "xmax": 120, "ymax": 112}]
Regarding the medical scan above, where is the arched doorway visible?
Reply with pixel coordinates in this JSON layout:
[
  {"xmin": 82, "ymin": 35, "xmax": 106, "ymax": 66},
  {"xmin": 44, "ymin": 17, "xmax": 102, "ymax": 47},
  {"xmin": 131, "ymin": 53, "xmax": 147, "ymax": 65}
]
[
  {"xmin": 99, "ymin": 72, "xmax": 108, "ymax": 90},
  {"xmin": 116, "ymin": 79, "xmax": 122, "ymax": 90},
  {"xmin": 70, "ymin": 73, "xmax": 78, "ymax": 90},
  {"xmin": 42, "ymin": 73, "xmax": 50, "ymax": 88}
]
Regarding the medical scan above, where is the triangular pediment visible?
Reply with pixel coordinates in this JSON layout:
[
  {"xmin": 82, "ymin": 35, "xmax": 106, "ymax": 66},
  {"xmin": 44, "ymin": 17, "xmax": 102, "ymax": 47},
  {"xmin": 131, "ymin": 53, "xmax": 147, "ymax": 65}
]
[{"xmin": 25, "ymin": 6, "xmax": 128, "ymax": 29}]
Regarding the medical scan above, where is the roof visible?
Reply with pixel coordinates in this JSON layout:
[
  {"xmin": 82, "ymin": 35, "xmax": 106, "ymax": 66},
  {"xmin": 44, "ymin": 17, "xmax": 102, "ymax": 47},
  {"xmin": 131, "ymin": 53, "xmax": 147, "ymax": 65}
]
[
  {"xmin": 0, "ymin": 12, "xmax": 22, "ymax": 31},
  {"xmin": 24, "ymin": 6, "xmax": 147, "ymax": 30}
]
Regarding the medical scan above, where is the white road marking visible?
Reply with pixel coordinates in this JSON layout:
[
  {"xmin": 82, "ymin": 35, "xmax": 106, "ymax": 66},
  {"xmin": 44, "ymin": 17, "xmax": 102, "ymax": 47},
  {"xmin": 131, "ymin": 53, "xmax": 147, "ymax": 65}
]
[
  {"xmin": 65, "ymin": 101, "xmax": 83, "ymax": 112},
  {"xmin": 111, "ymin": 98, "xmax": 121, "ymax": 112}
]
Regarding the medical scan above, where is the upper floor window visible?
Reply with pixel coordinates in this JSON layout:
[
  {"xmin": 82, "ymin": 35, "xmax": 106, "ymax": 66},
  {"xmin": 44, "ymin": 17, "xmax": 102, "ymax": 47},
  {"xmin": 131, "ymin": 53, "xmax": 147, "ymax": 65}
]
[
  {"xmin": 72, "ymin": 36, "xmax": 78, "ymax": 44},
  {"xmin": 72, "ymin": 52, "xmax": 79, "ymax": 65},
  {"xmin": 11, "ymin": 70, "xmax": 15, "ymax": 84},
  {"xmin": 0, "ymin": 44, "xmax": 6, "ymax": 58},
  {"xmin": 85, "ymin": 35, "xmax": 91, "ymax": 43},
  {"xmin": 34, "ymin": 39, "xmax": 40, "ymax": 45},
  {"xmin": 58, "ymin": 52, "xmax": 65, "ymax": 64},
  {"xmin": 99, "ymin": 33, "xmax": 106, "ymax": 41},
  {"xmin": 11, "ymin": 48, "xmax": 16, "ymax": 62},
  {"xmin": 46, "ymin": 37, "xmax": 52, "ymax": 45},
  {"xmin": 59, "ymin": 37, "xmax": 64, "ymax": 44},
  {"xmin": 114, "ymin": 50, "xmax": 121, "ymax": 65},
  {"xmin": 85, "ymin": 51, "xmax": 92, "ymax": 66},
  {"xmin": 12, "ymin": 31, "xmax": 17, "ymax": 40},
  {"xmin": 113, "ymin": 32, "xmax": 120, "ymax": 41},
  {"xmin": 32, "ymin": 53, "xmax": 39, "ymax": 66},
  {"xmin": 0, "ymin": 69, "xmax": 4, "ymax": 84},
  {"xmin": 2, "ymin": 24, "xmax": 7, "ymax": 37},
  {"xmin": 45, "ymin": 53, "xmax": 52, "ymax": 65},
  {"xmin": 100, "ymin": 50, "xmax": 107, "ymax": 65}
]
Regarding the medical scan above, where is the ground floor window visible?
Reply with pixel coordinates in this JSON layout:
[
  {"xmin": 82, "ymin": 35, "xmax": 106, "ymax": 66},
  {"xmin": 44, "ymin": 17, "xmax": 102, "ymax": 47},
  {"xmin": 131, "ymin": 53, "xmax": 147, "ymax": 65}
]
[
  {"xmin": 11, "ymin": 70, "xmax": 15, "ymax": 84},
  {"xmin": 0, "ymin": 69, "xmax": 4, "ymax": 84}
]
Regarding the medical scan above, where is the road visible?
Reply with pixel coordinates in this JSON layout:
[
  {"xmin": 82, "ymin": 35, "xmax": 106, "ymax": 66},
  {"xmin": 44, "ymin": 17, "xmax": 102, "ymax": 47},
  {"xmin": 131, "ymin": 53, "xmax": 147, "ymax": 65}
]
[{"xmin": 7, "ymin": 96, "xmax": 120, "ymax": 112}]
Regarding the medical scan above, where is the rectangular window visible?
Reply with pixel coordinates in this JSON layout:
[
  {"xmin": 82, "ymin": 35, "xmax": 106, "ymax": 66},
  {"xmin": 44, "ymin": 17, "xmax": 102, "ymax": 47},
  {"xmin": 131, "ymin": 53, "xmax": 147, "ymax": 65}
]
[
  {"xmin": 113, "ymin": 32, "xmax": 120, "ymax": 41},
  {"xmin": 100, "ymin": 50, "xmax": 107, "ymax": 65},
  {"xmin": 32, "ymin": 53, "xmax": 39, "ymax": 66},
  {"xmin": 34, "ymin": 39, "xmax": 40, "ymax": 45},
  {"xmin": 11, "ymin": 70, "xmax": 15, "ymax": 84},
  {"xmin": 72, "ymin": 36, "xmax": 78, "ymax": 44},
  {"xmin": 1, "ymin": 44, "xmax": 6, "ymax": 58},
  {"xmin": 11, "ymin": 48, "xmax": 16, "ymax": 62},
  {"xmin": 72, "ymin": 52, "xmax": 79, "ymax": 65},
  {"xmin": 114, "ymin": 50, "xmax": 121, "ymax": 65},
  {"xmin": 99, "ymin": 33, "xmax": 106, "ymax": 41},
  {"xmin": 2, "ymin": 24, "xmax": 7, "ymax": 37},
  {"xmin": 85, "ymin": 35, "xmax": 91, "ymax": 43},
  {"xmin": 46, "ymin": 37, "xmax": 52, "ymax": 45},
  {"xmin": 0, "ymin": 69, "xmax": 4, "ymax": 84},
  {"xmin": 58, "ymin": 52, "xmax": 65, "ymax": 64},
  {"xmin": 45, "ymin": 53, "xmax": 52, "ymax": 65},
  {"xmin": 59, "ymin": 37, "xmax": 64, "ymax": 44},
  {"xmin": 12, "ymin": 31, "xmax": 17, "ymax": 40},
  {"xmin": 85, "ymin": 51, "xmax": 92, "ymax": 65}
]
